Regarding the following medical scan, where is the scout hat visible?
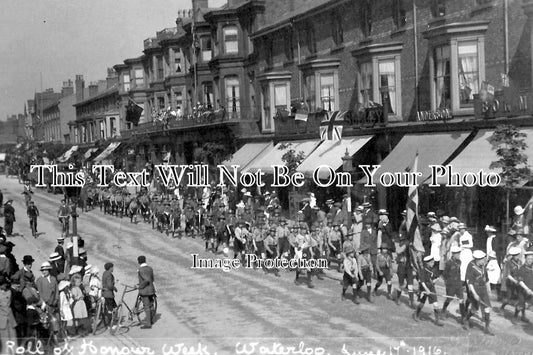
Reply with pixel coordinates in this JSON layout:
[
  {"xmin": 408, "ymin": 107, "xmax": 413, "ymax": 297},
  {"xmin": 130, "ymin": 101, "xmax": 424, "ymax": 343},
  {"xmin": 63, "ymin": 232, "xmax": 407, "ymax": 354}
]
[
  {"xmin": 473, "ymin": 250, "xmax": 486, "ymax": 259},
  {"xmin": 49, "ymin": 252, "xmax": 61, "ymax": 262},
  {"xmin": 57, "ymin": 236, "xmax": 65, "ymax": 242},
  {"xmin": 450, "ymin": 245, "xmax": 462, "ymax": 254},
  {"xmin": 423, "ymin": 255, "xmax": 434, "ymax": 262},
  {"xmin": 378, "ymin": 209, "xmax": 388, "ymax": 215},
  {"xmin": 362, "ymin": 202, "xmax": 371, "ymax": 208},
  {"xmin": 509, "ymin": 247, "xmax": 521, "ymax": 256},
  {"xmin": 449, "ymin": 217, "xmax": 459, "ymax": 223},
  {"xmin": 326, "ymin": 199, "xmax": 334, "ymax": 204},
  {"xmin": 525, "ymin": 250, "xmax": 533, "ymax": 256},
  {"xmin": 458, "ymin": 223, "xmax": 466, "ymax": 229},
  {"xmin": 488, "ymin": 251, "xmax": 497, "ymax": 258},
  {"xmin": 355, "ymin": 206, "xmax": 364, "ymax": 212},
  {"xmin": 40, "ymin": 262, "xmax": 52, "ymax": 271},
  {"xmin": 440, "ymin": 216, "xmax": 450, "ymax": 224}
]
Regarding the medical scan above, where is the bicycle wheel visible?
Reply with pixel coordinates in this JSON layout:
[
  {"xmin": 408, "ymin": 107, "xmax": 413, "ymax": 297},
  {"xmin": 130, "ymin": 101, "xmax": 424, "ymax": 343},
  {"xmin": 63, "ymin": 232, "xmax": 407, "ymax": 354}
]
[
  {"xmin": 92, "ymin": 300, "xmax": 102, "ymax": 335},
  {"xmin": 134, "ymin": 295, "xmax": 144, "ymax": 324}
]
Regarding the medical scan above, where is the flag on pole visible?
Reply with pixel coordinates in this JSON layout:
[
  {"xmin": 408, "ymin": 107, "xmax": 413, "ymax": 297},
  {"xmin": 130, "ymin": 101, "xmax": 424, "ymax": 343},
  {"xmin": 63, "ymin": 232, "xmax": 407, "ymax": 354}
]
[
  {"xmin": 319, "ymin": 111, "xmax": 347, "ymax": 141},
  {"xmin": 126, "ymin": 98, "xmax": 143, "ymax": 126},
  {"xmin": 406, "ymin": 152, "xmax": 425, "ymax": 253}
]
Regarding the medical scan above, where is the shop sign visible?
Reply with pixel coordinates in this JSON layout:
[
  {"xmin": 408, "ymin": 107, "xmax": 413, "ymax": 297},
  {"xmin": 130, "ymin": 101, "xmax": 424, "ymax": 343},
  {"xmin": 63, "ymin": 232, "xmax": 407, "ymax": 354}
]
[{"xmin": 474, "ymin": 86, "xmax": 533, "ymax": 119}]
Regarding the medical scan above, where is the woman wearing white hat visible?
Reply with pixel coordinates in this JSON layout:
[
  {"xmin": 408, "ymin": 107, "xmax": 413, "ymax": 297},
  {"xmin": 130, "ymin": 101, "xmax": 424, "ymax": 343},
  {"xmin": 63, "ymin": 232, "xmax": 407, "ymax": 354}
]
[
  {"xmin": 458, "ymin": 223, "xmax": 473, "ymax": 282},
  {"xmin": 58, "ymin": 280, "xmax": 74, "ymax": 335}
]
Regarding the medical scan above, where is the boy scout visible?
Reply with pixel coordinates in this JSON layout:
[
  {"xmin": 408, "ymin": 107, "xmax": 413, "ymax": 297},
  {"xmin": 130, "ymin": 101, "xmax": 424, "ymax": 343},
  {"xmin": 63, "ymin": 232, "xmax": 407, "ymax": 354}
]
[{"xmin": 412, "ymin": 255, "xmax": 444, "ymax": 326}]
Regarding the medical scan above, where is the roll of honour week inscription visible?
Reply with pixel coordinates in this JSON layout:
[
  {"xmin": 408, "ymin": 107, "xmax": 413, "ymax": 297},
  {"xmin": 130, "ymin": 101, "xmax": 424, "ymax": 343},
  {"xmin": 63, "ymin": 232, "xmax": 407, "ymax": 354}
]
[{"xmin": 29, "ymin": 164, "xmax": 501, "ymax": 188}]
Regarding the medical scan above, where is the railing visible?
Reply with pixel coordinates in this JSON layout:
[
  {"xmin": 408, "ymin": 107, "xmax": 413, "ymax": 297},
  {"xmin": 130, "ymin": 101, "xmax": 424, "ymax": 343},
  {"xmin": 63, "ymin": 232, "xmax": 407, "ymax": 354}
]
[{"xmin": 121, "ymin": 106, "xmax": 253, "ymax": 138}]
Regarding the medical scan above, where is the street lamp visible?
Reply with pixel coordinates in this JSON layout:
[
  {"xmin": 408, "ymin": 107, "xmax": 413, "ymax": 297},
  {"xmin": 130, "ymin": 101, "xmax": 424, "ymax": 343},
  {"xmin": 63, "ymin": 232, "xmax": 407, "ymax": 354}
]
[{"xmin": 342, "ymin": 147, "xmax": 353, "ymax": 228}]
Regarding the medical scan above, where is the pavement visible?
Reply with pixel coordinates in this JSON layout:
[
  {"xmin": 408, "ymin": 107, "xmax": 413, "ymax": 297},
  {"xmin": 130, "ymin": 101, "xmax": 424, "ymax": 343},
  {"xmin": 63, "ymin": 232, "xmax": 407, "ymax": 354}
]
[{"xmin": 2, "ymin": 174, "xmax": 533, "ymax": 355}]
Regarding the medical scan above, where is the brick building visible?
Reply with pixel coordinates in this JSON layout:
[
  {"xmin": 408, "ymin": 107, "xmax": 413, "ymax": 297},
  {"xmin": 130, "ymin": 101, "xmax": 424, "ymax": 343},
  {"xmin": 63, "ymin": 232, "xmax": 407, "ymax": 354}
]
[
  {"xmin": 70, "ymin": 71, "xmax": 120, "ymax": 145},
  {"xmin": 41, "ymin": 79, "xmax": 76, "ymax": 143}
]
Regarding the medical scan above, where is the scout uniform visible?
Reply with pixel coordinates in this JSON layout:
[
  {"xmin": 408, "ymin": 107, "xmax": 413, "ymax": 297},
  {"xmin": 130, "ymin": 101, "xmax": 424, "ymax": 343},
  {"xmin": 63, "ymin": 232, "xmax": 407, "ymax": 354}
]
[
  {"xmin": 501, "ymin": 247, "xmax": 522, "ymax": 312},
  {"xmin": 276, "ymin": 219, "xmax": 290, "ymax": 258},
  {"xmin": 465, "ymin": 250, "xmax": 493, "ymax": 335},
  {"xmin": 413, "ymin": 255, "xmax": 443, "ymax": 326},
  {"xmin": 441, "ymin": 246, "xmax": 466, "ymax": 326},
  {"xmin": 374, "ymin": 243, "xmax": 393, "ymax": 298},
  {"xmin": 328, "ymin": 224, "xmax": 342, "ymax": 271},
  {"xmin": 394, "ymin": 230, "xmax": 415, "ymax": 307},
  {"xmin": 342, "ymin": 250, "xmax": 360, "ymax": 304},
  {"xmin": 358, "ymin": 246, "xmax": 374, "ymax": 303},
  {"xmin": 517, "ymin": 250, "xmax": 533, "ymax": 323}
]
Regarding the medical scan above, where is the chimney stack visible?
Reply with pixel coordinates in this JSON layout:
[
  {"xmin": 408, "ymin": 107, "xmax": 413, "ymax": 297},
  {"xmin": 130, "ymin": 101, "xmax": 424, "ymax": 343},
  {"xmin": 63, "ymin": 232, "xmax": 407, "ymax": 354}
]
[
  {"xmin": 75, "ymin": 75, "xmax": 85, "ymax": 102},
  {"xmin": 61, "ymin": 79, "xmax": 74, "ymax": 97},
  {"xmin": 106, "ymin": 68, "xmax": 118, "ymax": 89},
  {"xmin": 88, "ymin": 82, "xmax": 99, "ymax": 97}
]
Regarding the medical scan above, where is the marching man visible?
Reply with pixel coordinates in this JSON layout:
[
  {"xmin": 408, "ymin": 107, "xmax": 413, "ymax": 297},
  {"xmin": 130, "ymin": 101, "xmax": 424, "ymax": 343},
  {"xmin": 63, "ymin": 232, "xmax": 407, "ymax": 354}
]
[{"xmin": 465, "ymin": 250, "xmax": 494, "ymax": 336}]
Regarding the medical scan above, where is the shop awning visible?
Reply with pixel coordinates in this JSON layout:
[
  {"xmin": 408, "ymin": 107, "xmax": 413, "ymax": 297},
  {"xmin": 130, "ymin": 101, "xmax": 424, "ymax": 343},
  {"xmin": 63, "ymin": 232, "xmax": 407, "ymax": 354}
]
[
  {"xmin": 93, "ymin": 142, "xmax": 121, "ymax": 163},
  {"xmin": 84, "ymin": 147, "xmax": 98, "ymax": 160},
  {"xmin": 297, "ymin": 136, "xmax": 373, "ymax": 179},
  {"xmin": 57, "ymin": 145, "xmax": 78, "ymax": 163},
  {"xmin": 364, "ymin": 131, "xmax": 472, "ymax": 184},
  {"xmin": 244, "ymin": 139, "xmax": 322, "ymax": 174},
  {"xmin": 434, "ymin": 129, "xmax": 533, "ymax": 185},
  {"xmin": 222, "ymin": 142, "xmax": 274, "ymax": 170}
]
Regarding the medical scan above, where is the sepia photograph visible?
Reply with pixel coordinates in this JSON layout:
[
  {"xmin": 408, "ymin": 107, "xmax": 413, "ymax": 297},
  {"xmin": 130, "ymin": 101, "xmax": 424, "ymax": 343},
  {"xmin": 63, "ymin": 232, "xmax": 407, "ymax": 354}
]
[{"xmin": 1, "ymin": 0, "xmax": 533, "ymax": 354}]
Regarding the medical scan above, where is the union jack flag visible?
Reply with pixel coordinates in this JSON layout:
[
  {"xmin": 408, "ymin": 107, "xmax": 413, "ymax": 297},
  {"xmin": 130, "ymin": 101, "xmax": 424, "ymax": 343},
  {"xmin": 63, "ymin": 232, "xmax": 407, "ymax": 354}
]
[{"xmin": 319, "ymin": 111, "xmax": 347, "ymax": 141}]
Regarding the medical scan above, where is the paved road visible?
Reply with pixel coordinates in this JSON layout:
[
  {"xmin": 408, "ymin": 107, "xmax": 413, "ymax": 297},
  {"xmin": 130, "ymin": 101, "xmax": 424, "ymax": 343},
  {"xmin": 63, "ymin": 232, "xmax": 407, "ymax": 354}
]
[{"xmin": 2, "ymin": 175, "xmax": 533, "ymax": 355}]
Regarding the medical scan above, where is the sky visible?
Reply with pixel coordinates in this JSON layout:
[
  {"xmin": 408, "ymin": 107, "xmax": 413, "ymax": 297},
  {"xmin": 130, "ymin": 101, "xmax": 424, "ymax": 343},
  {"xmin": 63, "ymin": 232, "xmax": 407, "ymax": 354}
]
[{"xmin": 0, "ymin": 0, "xmax": 226, "ymax": 121}]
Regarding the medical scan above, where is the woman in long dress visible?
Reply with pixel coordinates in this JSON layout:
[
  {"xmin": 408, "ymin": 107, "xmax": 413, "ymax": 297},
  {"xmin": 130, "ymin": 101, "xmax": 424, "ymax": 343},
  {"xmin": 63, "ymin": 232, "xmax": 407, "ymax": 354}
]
[
  {"xmin": 458, "ymin": 223, "xmax": 473, "ymax": 281},
  {"xmin": 58, "ymin": 280, "xmax": 74, "ymax": 334},
  {"xmin": 70, "ymin": 274, "xmax": 88, "ymax": 335}
]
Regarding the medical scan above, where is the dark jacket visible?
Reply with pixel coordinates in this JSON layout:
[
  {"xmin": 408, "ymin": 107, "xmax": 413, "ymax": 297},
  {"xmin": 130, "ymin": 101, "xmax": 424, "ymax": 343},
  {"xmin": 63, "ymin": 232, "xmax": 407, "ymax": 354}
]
[
  {"xmin": 138, "ymin": 264, "xmax": 155, "ymax": 296},
  {"xmin": 102, "ymin": 270, "xmax": 117, "ymax": 299}
]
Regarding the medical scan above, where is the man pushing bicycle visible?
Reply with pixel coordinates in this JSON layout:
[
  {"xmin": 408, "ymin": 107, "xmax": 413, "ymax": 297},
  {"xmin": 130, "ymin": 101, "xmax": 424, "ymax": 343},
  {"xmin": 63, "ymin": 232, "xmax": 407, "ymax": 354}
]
[{"xmin": 137, "ymin": 255, "xmax": 156, "ymax": 329}]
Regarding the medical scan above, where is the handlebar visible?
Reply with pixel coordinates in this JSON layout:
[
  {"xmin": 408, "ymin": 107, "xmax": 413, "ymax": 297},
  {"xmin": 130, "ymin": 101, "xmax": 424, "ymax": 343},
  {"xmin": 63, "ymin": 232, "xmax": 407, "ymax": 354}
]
[{"xmin": 119, "ymin": 282, "xmax": 138, "ymax": 290}]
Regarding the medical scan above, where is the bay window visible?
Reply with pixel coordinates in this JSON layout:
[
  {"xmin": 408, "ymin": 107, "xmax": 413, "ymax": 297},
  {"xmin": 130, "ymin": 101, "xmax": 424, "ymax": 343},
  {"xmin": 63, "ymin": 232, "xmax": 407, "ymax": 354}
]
[
  {"xmin": 304, "ymin": 74, "xmax": 316, "ymax": 111},
  {"xmin": 458, "ymin": 42, "xmax": 479, "ymax": 107},
  {"xmin": 434, "ymin": 45, "xmax": 451, "ymax": 109},
  {"xmin": 424, "ymin": 22, "xmax": 488, "ymax": 115},
  {"xmin": 320, "ymin": 73, "xmax": 335, "ymax": 111},
  {"xmin": 201, "ymin": 37, "xmax": 212, "ymax": 62},
  {"xmin": 353, "ymin": 42, "xmax": 403, "ymax": 119},
  {"xmin": 123, "ymin": 73, "xmax": 130, "ymax": 91},
  {"xmin": 225, "ymin": 77, "xmax": 240, "ymax": 116},
  {"xmin": 258, "ymin": 73, "xmax": 291, "ymax": 132},
  {"xmin": 203, "ymin": 83, "xmax": 214, "ymax": 109},
  {"xmin": 223, "ymin": 26, "xmax": 238, "ymax": 54}
]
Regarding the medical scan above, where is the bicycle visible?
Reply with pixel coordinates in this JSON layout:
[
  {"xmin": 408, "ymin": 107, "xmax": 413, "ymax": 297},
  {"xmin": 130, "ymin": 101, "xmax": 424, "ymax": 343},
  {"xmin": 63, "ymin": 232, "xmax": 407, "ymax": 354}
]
[{"xmin": 109, "ymin": 283, "xmax": 158, "ymax": 335}]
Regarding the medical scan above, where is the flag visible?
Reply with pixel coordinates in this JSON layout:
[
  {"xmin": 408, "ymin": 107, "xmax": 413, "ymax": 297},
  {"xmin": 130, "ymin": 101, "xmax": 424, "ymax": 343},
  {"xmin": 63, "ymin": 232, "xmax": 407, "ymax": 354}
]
[
  {"xmin": 406, "ymin": 152, "xmax": 425, "ymax": 253},
  {"xmin": 319, "ymin": 111, "xmax": 347, "ymax": 141},
  {"xmin": 126, "ymin": 99, "xmax": 143, "ymax": 126}
]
